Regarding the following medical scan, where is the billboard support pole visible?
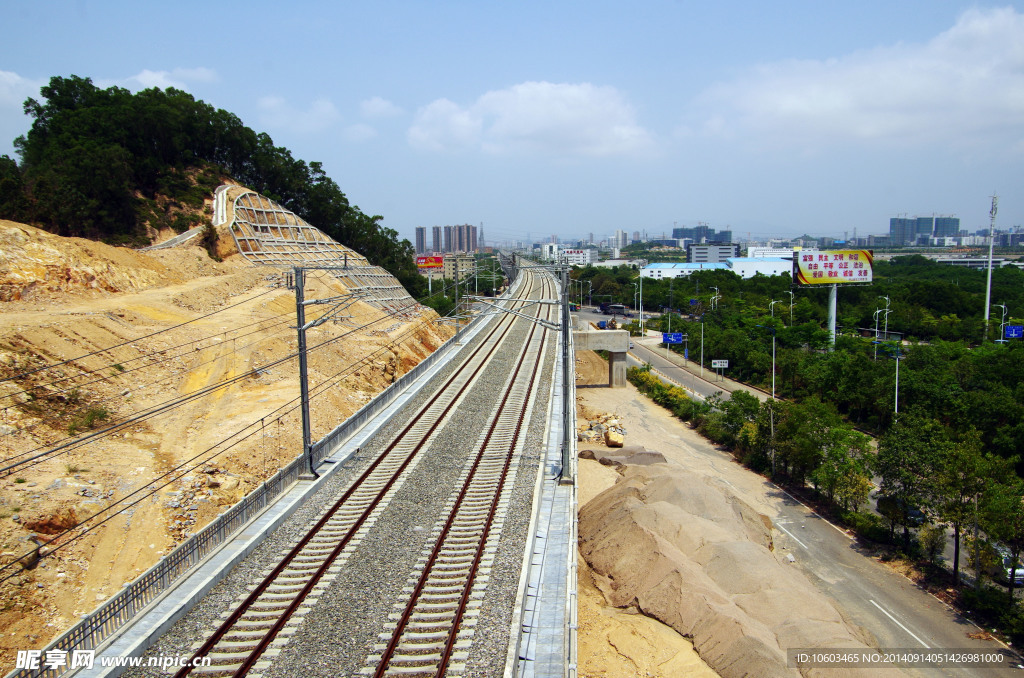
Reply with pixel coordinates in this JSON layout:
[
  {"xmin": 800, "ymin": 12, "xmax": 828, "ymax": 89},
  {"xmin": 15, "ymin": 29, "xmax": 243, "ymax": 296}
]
[{"xmin": 828, "ymin": 284, "xmax": 837, "ymax": 351}]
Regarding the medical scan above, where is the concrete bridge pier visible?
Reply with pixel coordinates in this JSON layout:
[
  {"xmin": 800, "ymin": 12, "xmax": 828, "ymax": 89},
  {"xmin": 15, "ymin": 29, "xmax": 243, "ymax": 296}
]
[
  {"xmin": 608, "ymin": 350, "xmax": 627, "ymax": 387},
  {"xmin": 572, "ymin": 318, "xmax": 630, "ymax": 388}
]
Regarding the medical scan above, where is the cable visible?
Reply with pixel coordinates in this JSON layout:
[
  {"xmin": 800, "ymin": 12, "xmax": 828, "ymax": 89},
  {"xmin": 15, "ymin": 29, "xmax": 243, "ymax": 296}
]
[
  {"xmin": 0, "ymin": 296, "xmax": 428, "ymax": 473},
  {"xmin": 0, "ymin": 320, "xmax": 297, "ymax": 450},
  {"xmin": 0, "ymin": 313, "xmax": 295, "ymax": 416},
  {"xmin": 0, "ymin": 317, "xmax": 442, "ymax": 582},
  {"xmin": 0, "ymin": 286, "xmax": 281, "ymax": 386}
]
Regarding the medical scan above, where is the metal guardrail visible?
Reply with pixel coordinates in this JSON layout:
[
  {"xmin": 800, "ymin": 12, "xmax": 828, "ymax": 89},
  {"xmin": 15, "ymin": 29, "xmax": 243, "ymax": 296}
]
[{"xmin": 5, "ymin": 294, "xmax": 510, "ymax": 678}]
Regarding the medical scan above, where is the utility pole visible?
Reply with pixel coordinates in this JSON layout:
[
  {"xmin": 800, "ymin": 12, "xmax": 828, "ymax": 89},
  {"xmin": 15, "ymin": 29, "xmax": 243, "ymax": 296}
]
[
  {"xmin": 293, "ymin": 267, "xmax": 317, "ymax": 479},
  {"xmin": 560, "ymin": 266, "xmax": 572, "ymax": 485},
  {"xmin": 984, "ymin": 195, "xmax": 998, "ymax": 341}
]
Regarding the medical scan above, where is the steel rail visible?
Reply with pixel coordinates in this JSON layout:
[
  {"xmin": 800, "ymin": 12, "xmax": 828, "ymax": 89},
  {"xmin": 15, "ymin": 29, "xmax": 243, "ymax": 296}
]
[
  {"xmin": 172, "ymin": 272, "xmax": 548, "ymax": 677},
  {"xmin": 372, "ymin": 278, "xmax": 552, "ymax": 677}
]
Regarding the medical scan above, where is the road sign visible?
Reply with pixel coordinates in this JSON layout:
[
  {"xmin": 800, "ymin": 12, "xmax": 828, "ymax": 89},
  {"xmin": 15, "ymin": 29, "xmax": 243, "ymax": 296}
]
[
  {"xmin": 662, "ymin": 333, "xmax": 683, "ymax": 344},
  {"xmin": 711, "ymin": 359, "xmax": 728, "ymax": 368},
  {"xmin": 1007, "ymin": 325, "xmax": 1024, "ymax": 339},
  {"xmin": 689, "ymin": 299, "xmax": 698, "ymax": 306},
  {"xmin": 684, "ymin": 348, "xmax": 689, "ymax": 360}
]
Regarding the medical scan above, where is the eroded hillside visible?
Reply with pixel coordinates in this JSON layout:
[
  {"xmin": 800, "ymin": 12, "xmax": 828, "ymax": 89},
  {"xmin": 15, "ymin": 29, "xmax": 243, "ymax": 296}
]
[{"xmin": 0, "ymin": 219, "xmax": 453, "ymax": 667}]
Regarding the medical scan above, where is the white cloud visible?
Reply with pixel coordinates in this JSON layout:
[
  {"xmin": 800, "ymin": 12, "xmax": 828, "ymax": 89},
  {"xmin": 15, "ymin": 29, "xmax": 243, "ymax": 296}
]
[
  {"xmin": 100, "ymin": 67, "xmax": 218, "ymax": 92},
  {"xmin": 690, "ymin": 7, "xmax": 1024, "ymax": 150},
  {"xmin": 360, "ymin": 96, "xmax": 404, "ymax": 119},
  {"xmin": 408, "ymin": 81, "xmax": 654, "ymax": 157},
  {"xmin": 408, "ymin": 98, "xmax": 483, "ymax": 152},
  {"xmin": 343, "ymin": 123, "xmax": 377, "ymax": 142},
  {"xmin": 0, "ymin": 71, "xmax": 44, "ymax": 109},
  {"xmin": 257, "ymin": 96, "xmax": 341, "ymax": 134}
]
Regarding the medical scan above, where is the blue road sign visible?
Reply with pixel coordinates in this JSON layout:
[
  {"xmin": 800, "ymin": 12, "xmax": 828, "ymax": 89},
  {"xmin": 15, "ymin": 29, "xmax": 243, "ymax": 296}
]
[
  {"xmin": 689, "ymin": 299, "xmax": 698, "ymax": 306},
  {"xmin": 662, "ymin": 332, "xmax": 683, "ymax": 344},
  {"xmin": 1006, "ymin": 325, "xmax": 1024, "ymax": 339},
  {"xmin": 684, "ymin": 347, "xmax": 689, "ymax": 360}
]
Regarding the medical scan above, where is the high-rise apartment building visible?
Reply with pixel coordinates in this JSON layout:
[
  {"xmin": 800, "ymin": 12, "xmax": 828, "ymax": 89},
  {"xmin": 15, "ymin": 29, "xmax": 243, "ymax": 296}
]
[
  {"xmin": 432, "ymin": 226, "xmax": 442, "ymax": 254},
  {"xmin": 672, "ymin": 224, "xmax": 731, "ymax": 243},
  {"xmin": 934, "ymin": 216, "xmax": 960, "ymax": 238},
  {"xmin": 414, "ymin": 226, "xmax": 427, "ymax": 255},
  {"xmin": 438, "ymin": 224, "xmax": 478, "ymax": 253},
  {"xmin": 889, "ymin": 215, "xmax": 959, "ymax": 245}
]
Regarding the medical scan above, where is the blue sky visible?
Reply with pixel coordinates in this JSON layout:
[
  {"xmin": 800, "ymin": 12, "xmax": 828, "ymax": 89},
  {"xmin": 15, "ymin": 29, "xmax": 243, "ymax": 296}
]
[{"xmin": 2, "ymin": 1, "xmax": 1022, "ymax": 246}]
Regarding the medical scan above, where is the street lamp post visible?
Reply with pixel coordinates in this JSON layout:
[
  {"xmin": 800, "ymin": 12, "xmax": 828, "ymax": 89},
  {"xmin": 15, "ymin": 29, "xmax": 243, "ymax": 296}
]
[
  {"xmin": 769, "ymin": 299, "xmax": 782, "ymax": 318},
  {"xmin": 994, "ymin": 304, "xmax": 1008, "ymax": 343},
  {"xmin": 873, "ymin": 309, "xmax": 882, "ymax": 360},
  {"xmin": 787, "ymin": 290, "xmax": 794, "ymax": 326},
  {"xmin": 639, "ymin": 273, "xmax": 645, "ymax": 335},
  {"xmin": 710, "ymin": 286, "xmax": 720, "ymax": 311},
  {"xmin": 880, "ymin": 295, "xmax": 890, "ymax": 341},
  {"xmin": 756, "ymin": 324, "xmax": 777, "ymax": 475}
]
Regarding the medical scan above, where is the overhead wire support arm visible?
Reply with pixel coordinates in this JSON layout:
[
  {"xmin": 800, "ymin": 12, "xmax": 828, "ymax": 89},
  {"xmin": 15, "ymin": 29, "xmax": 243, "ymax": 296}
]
[{"xmin": 463, "ymin": 296, "xmax": 562, "ymax": 330}]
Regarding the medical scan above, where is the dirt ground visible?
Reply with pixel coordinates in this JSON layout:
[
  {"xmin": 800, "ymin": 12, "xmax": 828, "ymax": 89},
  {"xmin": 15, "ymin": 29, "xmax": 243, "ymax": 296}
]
[
  {"xmin": 574, "ymin": 350, "xmax": 720, "ymax": 678},
  {"xmin": 0, "ymin": 220, "xmax": 452, "ymax": 669}
]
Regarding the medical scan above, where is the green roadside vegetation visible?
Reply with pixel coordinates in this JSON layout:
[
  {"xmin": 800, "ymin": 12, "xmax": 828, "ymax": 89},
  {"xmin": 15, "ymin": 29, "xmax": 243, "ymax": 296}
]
[{"xmin": 608, "ymin": 256, "xmax": 1024, "ymax": 642}]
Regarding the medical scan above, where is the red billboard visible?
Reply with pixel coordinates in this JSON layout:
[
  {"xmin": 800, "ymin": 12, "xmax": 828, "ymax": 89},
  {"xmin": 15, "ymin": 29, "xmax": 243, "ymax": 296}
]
[
  {"xmin": 416, "ymin": 256, "xmax": 443, "ymax": 269},
  {"xmin": 794, "ymin": 250, "xmax": 873, "ymax": 285}
]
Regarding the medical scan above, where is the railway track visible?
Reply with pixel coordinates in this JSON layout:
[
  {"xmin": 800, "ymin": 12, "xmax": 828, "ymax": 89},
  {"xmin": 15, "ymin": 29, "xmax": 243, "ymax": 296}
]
[{"xmin": 170, "ymin": 269, "xmax": 557, "ymax": 678}]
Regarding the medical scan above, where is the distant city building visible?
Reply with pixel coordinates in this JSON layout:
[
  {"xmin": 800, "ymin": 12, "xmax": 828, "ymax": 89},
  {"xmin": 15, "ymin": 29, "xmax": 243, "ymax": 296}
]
[
  {"xmin": 540, "ymin": 243, "xmax": 560, "ymax": 261},
  {"xmin": 672, "ymin": 224, "xmax": 731, "ymax": 243},
  {"xmin": 649, "ymin": 239, "xmax": 682, "ymax": 248},
  {"xmin": 612, "ymin": 229, "xmax": 629, "ymax": 249},
  {"xmin": 889, "ymin": 215, "xmax": 959, "ymax": 245},
  {"xmin": 442, "ymin": 253, "xmax": 475, "ymax": 280},
  {"xmin": 438, "ymin": 224, "xmax": 478, "ymax": 253},
  {"xmin": 414, "ymin": 226, "xmax": 427, "ymax": 255},
  {"xmin": 432, "ymin": 226, "xmax": 443, "ymax": 253},
  {"xmin": 934, "ymin": 217, "xmax": 960, "ymax": 238},
  {"xmin": 632, "ymin": 230, "xmax": 641, "ymax": 243},
  {"xmin": 688, "ymin": 243, "xmax": 740, "ymax": 263}
]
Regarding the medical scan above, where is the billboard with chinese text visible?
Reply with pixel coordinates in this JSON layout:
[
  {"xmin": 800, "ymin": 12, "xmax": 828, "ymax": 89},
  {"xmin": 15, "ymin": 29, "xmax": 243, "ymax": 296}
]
[
  {"xmin": 416, "ymin": 256, "xmax": 443, "ymax": 269},
  {"xmin": 794, "ymin": 250, "xmax": 873, "ymax": 285}
]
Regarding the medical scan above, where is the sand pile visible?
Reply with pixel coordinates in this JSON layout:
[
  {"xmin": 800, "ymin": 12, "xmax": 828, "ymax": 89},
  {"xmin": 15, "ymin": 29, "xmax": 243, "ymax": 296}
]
[{"xmin": 579, "ymin": 462, "xmax": 903, "ymax": 678}]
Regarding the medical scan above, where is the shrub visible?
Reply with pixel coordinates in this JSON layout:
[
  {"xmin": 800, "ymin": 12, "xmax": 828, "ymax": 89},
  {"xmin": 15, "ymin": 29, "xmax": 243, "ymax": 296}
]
[
  {"xmin": 840, "ymin": 509, "xmax": 890, "ymax": 545},
  {"xmin": 919, "ymin": 524, "xmax": 947, "ymax": 565},
  {"xmin": 67, "ymin": 406, "xmax": 110, "ymax": 435}
]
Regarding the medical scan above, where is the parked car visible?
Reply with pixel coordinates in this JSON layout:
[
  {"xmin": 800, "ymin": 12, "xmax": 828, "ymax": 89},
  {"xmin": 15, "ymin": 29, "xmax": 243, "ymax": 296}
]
[
  {"xmin": 875, "ymin": 495, "xmax": 926, "ymax": 527},
  {"xmin": 992, "ymin": 545, "xmax": 1024, "ymax": 586}
]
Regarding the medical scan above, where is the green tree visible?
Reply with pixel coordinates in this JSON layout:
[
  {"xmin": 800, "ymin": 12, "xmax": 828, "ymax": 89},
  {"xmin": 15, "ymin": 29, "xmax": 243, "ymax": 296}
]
[
  {"xmin": 983, "ymin": 471, "xmax": 1024, "ymax": 599},
  {"xmin": 930, "ymin": 429, "xmax": 989, "ymax": 585},
  {"xmin": 876, "ymin": 412, "xmax": 950, "ymax": 550}
]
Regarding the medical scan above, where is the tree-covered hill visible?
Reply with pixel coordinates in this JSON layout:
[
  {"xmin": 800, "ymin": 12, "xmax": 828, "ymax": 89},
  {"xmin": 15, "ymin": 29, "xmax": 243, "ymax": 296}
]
[{"xmin": 0, "ymin": 75, "xmax": 424, "ymax": 295}]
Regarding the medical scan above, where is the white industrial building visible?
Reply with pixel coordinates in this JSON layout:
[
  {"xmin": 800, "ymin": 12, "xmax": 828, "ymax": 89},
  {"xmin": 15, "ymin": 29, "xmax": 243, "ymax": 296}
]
[
  {"xmin": 561, "ymin": 248, "xmax": 597, "ymax": 265},
  {"xmin": 640, "ymin": 257, "xmax": 792, "ymax": 280},
  {"xmin": 746, "ymin": 247, "xmax": 795, "ymax": 260},
  {"xmin": 640, "ymin": 263, "xmax": 727, "ymax": 279},
  {"xmin": 726, "ymin": 257, "xmax": 793, "ymax": 279}
]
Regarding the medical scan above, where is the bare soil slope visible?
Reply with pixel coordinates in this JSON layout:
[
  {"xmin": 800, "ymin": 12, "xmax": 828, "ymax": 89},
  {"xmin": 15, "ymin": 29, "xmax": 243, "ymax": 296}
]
[{"xmin": 0, "ymin": 220, "xmax": 452, "ymax": 668}]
